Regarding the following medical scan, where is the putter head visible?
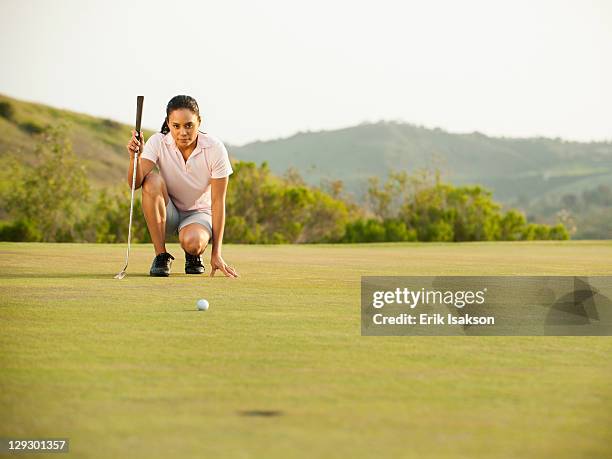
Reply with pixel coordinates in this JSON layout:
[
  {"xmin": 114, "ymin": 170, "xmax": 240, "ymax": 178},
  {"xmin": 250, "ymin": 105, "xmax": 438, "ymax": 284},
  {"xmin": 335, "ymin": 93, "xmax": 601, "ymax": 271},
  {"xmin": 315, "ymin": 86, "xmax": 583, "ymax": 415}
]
[{"xmin": 114, "ymin": 271, "xmax": 127, "ymax": 280}]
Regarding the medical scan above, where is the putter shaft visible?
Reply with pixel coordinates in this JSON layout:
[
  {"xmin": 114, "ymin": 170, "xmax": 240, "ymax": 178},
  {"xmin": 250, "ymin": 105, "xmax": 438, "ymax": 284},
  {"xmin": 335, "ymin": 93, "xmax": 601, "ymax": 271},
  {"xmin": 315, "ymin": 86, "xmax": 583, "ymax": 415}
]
[{"xmin": 115, "ymin": 149, "xmax": 140, "ymax": 279}]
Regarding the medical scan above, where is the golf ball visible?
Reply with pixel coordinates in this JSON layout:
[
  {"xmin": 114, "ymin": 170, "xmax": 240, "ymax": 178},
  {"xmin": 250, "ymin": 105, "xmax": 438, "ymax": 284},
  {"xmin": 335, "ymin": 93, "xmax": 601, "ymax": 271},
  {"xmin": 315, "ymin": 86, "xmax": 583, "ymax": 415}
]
[{"xmin": 196, "ymin": 299, "xmax": 209, "ymax": 311}]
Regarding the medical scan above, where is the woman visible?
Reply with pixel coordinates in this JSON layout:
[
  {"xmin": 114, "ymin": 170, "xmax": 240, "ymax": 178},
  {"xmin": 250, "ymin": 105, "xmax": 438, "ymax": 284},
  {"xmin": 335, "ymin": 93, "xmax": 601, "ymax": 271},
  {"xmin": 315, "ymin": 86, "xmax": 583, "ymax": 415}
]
[{"xmin": 126, "ymin": 95, "xmax": 238, "ymax": 278}]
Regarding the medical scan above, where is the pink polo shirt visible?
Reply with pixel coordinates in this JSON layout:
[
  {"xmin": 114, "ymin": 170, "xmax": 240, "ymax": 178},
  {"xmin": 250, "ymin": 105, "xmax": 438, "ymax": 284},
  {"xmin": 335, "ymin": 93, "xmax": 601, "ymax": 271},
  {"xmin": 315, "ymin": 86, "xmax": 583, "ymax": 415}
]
[{"xmin": 141, "ymin": 131, "xmax": 233, "ymax": 213}]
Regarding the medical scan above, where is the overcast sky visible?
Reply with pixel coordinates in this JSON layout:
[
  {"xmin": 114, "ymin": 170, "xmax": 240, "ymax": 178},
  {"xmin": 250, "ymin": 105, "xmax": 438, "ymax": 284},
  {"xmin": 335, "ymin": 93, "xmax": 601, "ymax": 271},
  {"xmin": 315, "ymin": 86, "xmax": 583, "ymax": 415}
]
[{"xmin": 1, "ymin": 0, "xmax": 611, "ymax": 145}]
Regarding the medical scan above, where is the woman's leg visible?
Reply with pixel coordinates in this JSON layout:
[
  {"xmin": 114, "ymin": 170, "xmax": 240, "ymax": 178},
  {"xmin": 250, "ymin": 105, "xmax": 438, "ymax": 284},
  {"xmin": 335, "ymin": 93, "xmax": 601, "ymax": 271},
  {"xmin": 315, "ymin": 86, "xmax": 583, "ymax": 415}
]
[
  {"xmin": 142, "ymin": 174, "xmax": 170, "ymax": 255},
  {"xmin": 179, "ymin": 224, "xmax": 211, "ymax": 256}
]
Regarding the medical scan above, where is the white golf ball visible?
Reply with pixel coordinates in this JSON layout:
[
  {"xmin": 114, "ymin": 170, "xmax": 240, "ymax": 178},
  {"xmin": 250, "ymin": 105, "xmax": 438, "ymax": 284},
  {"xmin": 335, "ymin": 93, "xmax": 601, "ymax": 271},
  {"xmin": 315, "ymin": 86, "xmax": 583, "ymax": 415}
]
[{"xmin": 196, "ymin": 299, "xmax": 209, "ymax": 311}]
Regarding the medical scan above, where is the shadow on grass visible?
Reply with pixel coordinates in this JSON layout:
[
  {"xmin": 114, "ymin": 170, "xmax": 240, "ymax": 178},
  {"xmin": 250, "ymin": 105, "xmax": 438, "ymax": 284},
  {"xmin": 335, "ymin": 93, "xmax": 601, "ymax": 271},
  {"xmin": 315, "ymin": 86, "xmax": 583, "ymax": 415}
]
[
  {"xmin": 0, "ymin": 273, "xmax": 234, "ymax": 280},
  {"xmin": 0, "ymin": 273, "xmax": 152, "ymax": 279},
  {"xmin": 238, "ymin": 410, "xmax": 284, "ymax": 417}
]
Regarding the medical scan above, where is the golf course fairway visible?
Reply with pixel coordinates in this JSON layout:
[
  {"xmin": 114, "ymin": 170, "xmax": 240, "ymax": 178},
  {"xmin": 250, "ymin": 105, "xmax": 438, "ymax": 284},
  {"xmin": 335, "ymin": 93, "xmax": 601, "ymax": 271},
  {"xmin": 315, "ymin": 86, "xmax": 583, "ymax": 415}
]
[{"xmin": 1, "ymin": 241, "xmax": 611, "ymax": 458}]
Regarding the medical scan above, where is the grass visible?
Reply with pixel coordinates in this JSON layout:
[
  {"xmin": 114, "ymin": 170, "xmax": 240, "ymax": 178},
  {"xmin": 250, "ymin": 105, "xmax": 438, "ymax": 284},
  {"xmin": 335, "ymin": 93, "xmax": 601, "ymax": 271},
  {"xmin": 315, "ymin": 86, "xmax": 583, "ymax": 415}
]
[{"xmin": 1, "ymin": 241, "xmax": 611, "ymax": 458}]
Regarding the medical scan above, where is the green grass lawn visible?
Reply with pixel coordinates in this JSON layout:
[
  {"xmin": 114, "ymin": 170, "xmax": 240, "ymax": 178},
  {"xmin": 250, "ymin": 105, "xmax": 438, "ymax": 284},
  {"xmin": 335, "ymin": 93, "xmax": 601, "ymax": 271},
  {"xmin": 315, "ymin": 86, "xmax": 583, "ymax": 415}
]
[{"xmin": 1, "ymin": 241, "xmax": 611, "ymax": 458}]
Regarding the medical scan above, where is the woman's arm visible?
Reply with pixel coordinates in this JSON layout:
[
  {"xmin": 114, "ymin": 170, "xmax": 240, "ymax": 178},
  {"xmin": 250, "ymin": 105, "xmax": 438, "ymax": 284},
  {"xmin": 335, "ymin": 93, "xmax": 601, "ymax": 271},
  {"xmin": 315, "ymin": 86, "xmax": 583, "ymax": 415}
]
[
  {"xmin": 210, "ymin": 176, "xmax": 228, "ymax": 256},
  {"xmin": 210, "ymin": 176, "xmax": 239, "ymax": 277}
]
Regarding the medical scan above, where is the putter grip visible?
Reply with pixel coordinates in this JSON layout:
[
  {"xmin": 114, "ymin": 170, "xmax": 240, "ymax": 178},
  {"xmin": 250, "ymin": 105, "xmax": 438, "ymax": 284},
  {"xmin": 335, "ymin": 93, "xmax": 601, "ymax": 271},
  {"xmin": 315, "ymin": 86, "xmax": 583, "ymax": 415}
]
[{"xmin": 135, "ymin": 96, "xmax": 144, "ymax": 139}]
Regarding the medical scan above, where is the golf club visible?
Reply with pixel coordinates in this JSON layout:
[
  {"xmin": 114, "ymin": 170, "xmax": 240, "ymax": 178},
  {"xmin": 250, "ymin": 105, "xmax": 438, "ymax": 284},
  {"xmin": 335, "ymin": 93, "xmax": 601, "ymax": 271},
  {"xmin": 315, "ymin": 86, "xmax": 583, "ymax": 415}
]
[{"xmin": 115, "ymin": 95, "xmax": 144, "ymax": 279}]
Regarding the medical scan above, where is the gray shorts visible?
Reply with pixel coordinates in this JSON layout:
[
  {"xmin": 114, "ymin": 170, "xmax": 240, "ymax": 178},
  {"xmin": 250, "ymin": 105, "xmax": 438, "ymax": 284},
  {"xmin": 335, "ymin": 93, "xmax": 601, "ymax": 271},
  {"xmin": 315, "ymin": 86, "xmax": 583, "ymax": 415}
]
[{"xmin": 166, "ymin": 199, "xmax": 213, "ymax": 241}]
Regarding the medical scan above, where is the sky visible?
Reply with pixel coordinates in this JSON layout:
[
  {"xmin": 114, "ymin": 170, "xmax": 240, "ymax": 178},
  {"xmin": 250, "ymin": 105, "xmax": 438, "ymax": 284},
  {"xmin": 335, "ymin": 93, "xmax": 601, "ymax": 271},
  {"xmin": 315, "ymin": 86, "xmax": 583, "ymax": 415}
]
[{"xmin": 0, "ymin": 0, "xmax": 611, "ymax": 145}]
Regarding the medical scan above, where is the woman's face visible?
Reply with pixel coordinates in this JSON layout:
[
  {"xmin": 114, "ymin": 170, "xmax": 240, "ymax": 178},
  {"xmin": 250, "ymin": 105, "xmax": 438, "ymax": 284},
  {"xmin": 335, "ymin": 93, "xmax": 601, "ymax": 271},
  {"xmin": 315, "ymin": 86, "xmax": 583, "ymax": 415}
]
[{"xmin": 167, "ymin": 109, "xmax": 200, "ymax": 149}]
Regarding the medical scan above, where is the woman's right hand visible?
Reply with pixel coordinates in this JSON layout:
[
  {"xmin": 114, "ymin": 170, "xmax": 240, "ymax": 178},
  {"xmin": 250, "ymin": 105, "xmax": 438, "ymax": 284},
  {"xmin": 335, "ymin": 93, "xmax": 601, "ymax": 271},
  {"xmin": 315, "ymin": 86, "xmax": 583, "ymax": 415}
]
[{"xmin": 126, "ymin": 130, "xmax": 145, "ymax": 158}]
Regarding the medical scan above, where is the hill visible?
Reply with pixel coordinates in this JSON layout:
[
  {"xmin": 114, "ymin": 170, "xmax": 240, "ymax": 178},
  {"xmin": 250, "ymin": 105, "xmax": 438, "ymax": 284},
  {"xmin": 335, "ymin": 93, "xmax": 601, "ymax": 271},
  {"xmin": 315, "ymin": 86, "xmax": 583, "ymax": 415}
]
[
  {"xmin": 0, "ymin": 93, "xmax": 154, "ymax": 188},
  {"xmin": 230, "ymin": 121, "xmax": 612, "ymax": 206}
]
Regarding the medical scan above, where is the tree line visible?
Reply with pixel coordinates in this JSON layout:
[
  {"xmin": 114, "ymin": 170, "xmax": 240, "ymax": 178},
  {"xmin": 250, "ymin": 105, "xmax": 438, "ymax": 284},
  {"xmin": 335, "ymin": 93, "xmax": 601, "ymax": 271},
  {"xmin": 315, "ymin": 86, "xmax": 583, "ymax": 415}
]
[
  {"xmin": 0, "ymin": 125, "xmax": 568, "ymax": 243},
  {"xmin": 524, "ymin": 185, "xmax": 612, "ymax": 240}
]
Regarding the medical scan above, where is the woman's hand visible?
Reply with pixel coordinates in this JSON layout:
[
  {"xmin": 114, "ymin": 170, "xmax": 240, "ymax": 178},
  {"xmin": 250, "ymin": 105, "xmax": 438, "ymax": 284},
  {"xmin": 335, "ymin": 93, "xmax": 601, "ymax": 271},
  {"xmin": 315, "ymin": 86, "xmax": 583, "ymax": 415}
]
[
  {"xmin": 126, "ymin": 129, "xmax": 145, "ymax": 157},
  {"xmin": 210, "ymin": 253, "xmax": 239, "ymax": 278}
]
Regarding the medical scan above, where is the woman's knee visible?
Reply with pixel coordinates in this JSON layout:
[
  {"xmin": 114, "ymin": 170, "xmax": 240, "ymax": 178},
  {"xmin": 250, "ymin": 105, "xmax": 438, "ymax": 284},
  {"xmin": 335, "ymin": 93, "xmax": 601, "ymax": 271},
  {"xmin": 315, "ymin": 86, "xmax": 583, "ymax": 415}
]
[{"xmin": 180, "ymin": 228, "xmax": 209, "ymax": 254}]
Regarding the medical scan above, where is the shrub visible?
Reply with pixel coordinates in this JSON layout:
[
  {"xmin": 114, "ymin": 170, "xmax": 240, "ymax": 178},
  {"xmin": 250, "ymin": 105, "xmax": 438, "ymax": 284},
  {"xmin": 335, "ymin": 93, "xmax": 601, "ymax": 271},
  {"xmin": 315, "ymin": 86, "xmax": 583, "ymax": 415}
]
[
  {"xmin": 0, "ymin": 101, "xmax": 14, "ymax": 120},
  {"xmin": 383, "ymin": 218, "xmax": 417, "ymax": 242},
  {"xmin": 3, "ymin": 124, "xmax": 90, "ymax": 241},
  {"xmin": 19, "ymin": 120, "xmax": 45, "ymax": 134},
  {"xmin": 101, "ymin": 118, "xmax": 121, "ymax": 130},
  {"xmin": 0, "ymin": 219, "xmax": 42, "ymax": 242}
]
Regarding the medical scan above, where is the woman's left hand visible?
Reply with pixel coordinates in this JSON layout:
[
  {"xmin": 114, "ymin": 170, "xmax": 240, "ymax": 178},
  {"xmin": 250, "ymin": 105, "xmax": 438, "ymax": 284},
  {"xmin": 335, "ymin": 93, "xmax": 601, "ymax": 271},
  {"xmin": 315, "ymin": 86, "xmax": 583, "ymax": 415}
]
[{"xmin": 210, "ymin": 253, "xmax": 239, "ymax": 278}]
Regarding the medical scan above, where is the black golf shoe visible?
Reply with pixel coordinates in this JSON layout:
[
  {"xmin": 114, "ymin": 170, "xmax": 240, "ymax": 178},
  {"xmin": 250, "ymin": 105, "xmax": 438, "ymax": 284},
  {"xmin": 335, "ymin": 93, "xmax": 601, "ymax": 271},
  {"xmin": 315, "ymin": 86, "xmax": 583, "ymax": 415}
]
[
  {"xmin": 149, "ymin": 252, "xmax": 174, "ymax": 277},
  {"xmin": 185, "ymin": 252, "xmax": 205, "ymax": 274}
]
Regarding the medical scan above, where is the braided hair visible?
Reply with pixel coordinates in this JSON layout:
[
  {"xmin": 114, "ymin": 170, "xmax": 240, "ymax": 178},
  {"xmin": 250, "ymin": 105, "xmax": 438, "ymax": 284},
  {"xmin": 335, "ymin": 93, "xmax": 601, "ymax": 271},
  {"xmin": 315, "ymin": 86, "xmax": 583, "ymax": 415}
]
[{"xmin": 160, "ymin": 95, "xmax": 201, "ymax": 134}]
